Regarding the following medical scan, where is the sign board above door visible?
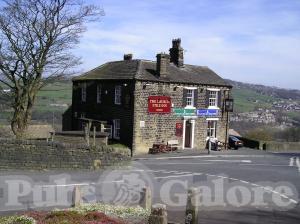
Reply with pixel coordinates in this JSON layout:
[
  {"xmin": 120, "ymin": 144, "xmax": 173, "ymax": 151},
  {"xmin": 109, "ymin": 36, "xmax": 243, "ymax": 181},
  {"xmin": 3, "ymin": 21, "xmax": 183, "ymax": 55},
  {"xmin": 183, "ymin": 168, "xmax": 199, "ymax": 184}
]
[
  {"xmin": 173, "ymin": 108, "xmax": 196, "ymax": 116},
  {"xmin": 148, "ymin": 96, "xmax": 171, "ymax": 113},
  {"xmin": 197, "ymin": 109, "xmax": 219, "ymax": 117}
]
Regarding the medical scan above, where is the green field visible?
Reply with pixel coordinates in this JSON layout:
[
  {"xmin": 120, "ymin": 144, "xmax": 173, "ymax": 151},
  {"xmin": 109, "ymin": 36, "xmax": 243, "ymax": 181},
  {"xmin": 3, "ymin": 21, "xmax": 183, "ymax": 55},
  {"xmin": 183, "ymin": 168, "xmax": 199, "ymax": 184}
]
[
  {"xmin": 232, "ymin": 88, "xmax": 278, "ymax": 113},
  {"xmin": 0, "ymin": 81, "xmax": 72, "ymax": 124}
]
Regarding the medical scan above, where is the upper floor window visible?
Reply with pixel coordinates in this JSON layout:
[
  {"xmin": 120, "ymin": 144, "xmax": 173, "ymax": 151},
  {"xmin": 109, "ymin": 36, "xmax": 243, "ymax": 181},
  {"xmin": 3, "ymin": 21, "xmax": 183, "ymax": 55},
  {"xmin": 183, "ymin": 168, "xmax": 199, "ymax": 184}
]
[
  {"xmin": 81, "ymin": 82, "xmax": 86, "ymax": 102},
  {"xmin": 186, "ymin": 89, "xmax": 194, "ymax": 107},
  {"xmin": 184, "ymin": 87, "xmax": 197, "ymax": 108},
  {"xmin": 97, "ymin": 84, "xmax": 101, "ymax": 103},
  {"xmin": 115, "ymin": 85, "xmax": 121, "ymax": 105},
  {"xmin": 208, "ymin": 91, "xmax": 218, "ymax": 107}
]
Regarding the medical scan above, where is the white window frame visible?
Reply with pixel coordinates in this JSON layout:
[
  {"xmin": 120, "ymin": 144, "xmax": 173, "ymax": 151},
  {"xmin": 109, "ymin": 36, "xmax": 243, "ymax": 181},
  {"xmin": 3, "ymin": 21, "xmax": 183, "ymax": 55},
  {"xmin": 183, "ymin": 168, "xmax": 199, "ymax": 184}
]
[
  {"xmin": 207, "ymin": 88, "xmax": 220, "ymax": 108},
  {"xmin": 81, "ymin": 82, "xmax": 86, "ymax": 102},
  {"xmin": 114, "ymin": 85, "xmax": 122, "ymax": 105},
  {"xmin": 113, "ymin": 119, "xmax": 120, "ymax": 139},
  {"xmin": 208, "ymin": 91, "xmax": 218, "ymax": 107},
  {"xmin": 186, "ymin": 89, "xmax": 194, "ymax": 107},
  {"xmin": 184, "ymin": 87, "xmax": 197, "ymax": 108},
  {"xmin": 97, "ymin": 84, "xmax": 101, "ymax": 103},
  {"xmin": 207, "ymin": 120, "xmax": 217, "ymax": 138}
]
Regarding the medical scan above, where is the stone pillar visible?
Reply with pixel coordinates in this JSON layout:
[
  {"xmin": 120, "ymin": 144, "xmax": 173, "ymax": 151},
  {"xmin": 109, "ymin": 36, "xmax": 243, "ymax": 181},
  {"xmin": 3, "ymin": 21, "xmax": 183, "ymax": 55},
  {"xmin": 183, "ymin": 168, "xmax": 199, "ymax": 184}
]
[
  {"xmin": 139, "ymin": 186, "xmax": 152, "ymax": 210},
  {"xmin": 185, "ymin": 187, "xmax": 199, "ymax": 224},
  {"xmin": 72, "ymin": 186, "xmax": 82, "ymax": 207},
  {"xmin": 148, "ymin": 204, "xmax": 168, "ymax": 224}
]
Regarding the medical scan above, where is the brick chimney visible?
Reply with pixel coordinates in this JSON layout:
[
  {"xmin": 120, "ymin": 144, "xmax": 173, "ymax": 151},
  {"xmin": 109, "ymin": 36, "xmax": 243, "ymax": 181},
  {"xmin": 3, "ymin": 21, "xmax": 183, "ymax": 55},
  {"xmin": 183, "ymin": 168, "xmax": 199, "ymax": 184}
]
[
  {"xmin": 169, "ymin": 38, "xmax": 184, "ymax": 67},
  {"xmin": 156, "ymin": 53, "xmax": 170, "ymax": 78},
  {"xmin": 124, "ymin": 54, "xmax": 133, "ymax": 60}
]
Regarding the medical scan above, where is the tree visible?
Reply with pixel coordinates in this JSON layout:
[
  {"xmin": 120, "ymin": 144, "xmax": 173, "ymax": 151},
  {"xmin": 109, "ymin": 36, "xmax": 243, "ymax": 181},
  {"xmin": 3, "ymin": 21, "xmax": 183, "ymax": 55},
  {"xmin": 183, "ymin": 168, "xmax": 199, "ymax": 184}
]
[{"xmin": 0, "ymin": 0, "xmax": 103, "ymax": 138}]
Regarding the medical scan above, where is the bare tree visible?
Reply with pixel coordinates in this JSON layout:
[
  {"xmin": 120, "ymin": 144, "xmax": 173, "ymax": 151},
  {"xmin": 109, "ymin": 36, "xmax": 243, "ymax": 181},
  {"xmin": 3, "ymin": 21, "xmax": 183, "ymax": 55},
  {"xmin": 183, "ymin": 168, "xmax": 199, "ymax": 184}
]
[{"xmin": 0, "ymin": 0, "xmax": 103, "ymax": 138}]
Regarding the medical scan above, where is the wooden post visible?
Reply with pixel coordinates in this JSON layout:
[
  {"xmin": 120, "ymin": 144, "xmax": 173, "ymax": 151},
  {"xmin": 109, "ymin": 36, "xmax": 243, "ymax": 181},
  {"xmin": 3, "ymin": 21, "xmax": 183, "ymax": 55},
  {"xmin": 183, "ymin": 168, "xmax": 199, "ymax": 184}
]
[
  {"xmin": 51, "ymin": 131, "xmax": 55, "ymax": 142},
  {"xmin": 72, "ymin": 186, "xmax": 82, "ymax": 207},
  {"xmin": 93, "ymin": 126, "xmax": 96, "ymax": 147},
  {"xmin": 139, "ymin": 187, "xmax": 152, "ymax": 210},
  {"xmin": 84, "ymin": 125, "xmax": 90, "ymax": 146},
  {"xmin": 148, "ymin": 204, "xmax": 167, "ymax": 224},
  {"xmin": 185, "ymin": 187, "xmax": 199, "ymax": 224}
]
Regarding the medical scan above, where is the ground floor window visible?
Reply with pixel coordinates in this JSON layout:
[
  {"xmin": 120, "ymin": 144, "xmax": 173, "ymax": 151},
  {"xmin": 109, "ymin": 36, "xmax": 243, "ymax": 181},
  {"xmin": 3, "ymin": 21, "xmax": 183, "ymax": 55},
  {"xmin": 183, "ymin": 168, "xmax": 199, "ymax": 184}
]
[
  {"xmin": 207, "ymin": 120, "xmax": 217, "ymax": 138},
  {"xmin": 113, "ymin": 119, "xmax": 120, "ymax": 139}
]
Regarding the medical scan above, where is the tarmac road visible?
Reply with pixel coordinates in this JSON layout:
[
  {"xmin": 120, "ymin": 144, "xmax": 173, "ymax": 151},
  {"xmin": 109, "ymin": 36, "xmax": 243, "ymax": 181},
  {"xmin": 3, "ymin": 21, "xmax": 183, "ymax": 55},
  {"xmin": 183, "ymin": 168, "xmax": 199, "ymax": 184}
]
[{"xmin": 0, "ymin": 148, "xmax": 300, "ymax": 223}]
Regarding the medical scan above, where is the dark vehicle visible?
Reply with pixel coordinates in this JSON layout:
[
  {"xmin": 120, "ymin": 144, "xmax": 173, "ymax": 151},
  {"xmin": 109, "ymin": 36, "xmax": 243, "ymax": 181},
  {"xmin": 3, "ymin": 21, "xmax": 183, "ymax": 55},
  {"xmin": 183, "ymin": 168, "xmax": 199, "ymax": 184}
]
[{"xmin": 228, "ymin": 136, "xmax": 244, "ymax": 149}]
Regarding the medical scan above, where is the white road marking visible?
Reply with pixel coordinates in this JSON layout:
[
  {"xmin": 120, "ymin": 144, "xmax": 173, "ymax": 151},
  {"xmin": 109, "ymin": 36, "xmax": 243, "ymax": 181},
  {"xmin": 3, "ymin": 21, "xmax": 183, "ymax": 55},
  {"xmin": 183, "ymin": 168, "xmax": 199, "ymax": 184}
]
[
  {"xmin": 289, "ymin": 157, "xmax": 300, "ymax": 173},
  {"xmin": 42, "ymin": 180, "xmax": 124, "ymax": 188},
  {"xmin": 204, "ymin": 160, "xmax": 252, "ymax": 163},
  {"xmin": 161, "ymin": 162, "xmax": 213, "ymax": 165},
  {"xmin": 137, "ymin": 155, "xmax": 266, "ymax": 160},
  {"xmin": 296, "ymin": 157, "xmax": 300, "ymax": 173},
  {"xmin": 155, "ymin": 173, "xmax": 194, "ymax": 179},
  {"xmin": 240, "ymin": 164, "xmax": 293, "ymax": 167}
]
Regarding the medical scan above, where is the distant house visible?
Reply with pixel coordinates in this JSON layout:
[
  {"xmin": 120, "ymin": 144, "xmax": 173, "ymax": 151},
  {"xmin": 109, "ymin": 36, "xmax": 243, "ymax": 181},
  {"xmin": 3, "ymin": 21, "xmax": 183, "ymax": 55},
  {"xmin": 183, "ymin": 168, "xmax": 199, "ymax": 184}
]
[{"xmin": 64, "ymin": 39, "xmax": 232, "ymax": 154}]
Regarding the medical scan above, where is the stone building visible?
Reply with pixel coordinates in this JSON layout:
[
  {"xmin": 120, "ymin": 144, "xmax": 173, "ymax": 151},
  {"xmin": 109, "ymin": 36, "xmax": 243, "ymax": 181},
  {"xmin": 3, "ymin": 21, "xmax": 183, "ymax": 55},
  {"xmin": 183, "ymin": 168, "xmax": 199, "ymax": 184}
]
[{"xmin": 65, "ymin": 39, "xmax": 232, "ymax": 154}]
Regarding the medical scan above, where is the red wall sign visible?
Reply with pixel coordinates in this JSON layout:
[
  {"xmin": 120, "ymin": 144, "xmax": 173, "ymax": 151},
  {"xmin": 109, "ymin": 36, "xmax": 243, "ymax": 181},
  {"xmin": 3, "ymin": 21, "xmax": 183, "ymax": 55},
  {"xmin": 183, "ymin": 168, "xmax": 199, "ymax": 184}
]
[
  {"xmin": 148, "ymin": 96, "xmax": 171, "ymax": 113},
  {"xmin": 175, "ymin": 122, "xmax": 183, "ymax": 137}
]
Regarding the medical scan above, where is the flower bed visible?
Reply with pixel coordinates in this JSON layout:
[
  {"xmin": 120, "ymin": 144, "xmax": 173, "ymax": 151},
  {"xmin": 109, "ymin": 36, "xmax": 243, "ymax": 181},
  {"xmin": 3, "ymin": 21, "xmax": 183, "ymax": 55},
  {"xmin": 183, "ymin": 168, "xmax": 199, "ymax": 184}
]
[{"xmin": 0, "ymin": 204, "xmax": 150, "ymax": 224}]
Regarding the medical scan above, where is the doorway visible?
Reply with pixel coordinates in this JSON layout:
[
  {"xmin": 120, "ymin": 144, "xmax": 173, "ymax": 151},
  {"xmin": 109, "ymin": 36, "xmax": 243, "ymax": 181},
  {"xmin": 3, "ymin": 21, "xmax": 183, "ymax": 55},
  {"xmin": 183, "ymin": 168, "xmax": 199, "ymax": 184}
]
[{"xmin": 184, "ymin": 120, "xmax": 192, "ymax": 148}]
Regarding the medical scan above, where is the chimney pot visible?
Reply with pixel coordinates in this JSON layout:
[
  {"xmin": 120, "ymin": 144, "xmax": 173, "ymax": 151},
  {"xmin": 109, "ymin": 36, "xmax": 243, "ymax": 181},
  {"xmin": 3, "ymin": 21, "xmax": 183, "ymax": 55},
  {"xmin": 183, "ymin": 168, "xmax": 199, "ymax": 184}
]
[
  {"xmin": 170, "ymin": 38, "xmax": 184, "ymax": 67},
  {"xmin": 124, "ymin": 54, "xmax": 133, "ymax": 61}
]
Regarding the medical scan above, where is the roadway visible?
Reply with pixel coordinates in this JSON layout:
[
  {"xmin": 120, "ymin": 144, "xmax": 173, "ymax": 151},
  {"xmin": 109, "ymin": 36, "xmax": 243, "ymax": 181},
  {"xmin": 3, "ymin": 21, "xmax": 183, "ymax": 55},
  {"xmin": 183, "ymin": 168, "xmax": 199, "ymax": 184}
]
[{"xmin": 0, "ymin": 148, "xmax": 300, "ymax": 223}]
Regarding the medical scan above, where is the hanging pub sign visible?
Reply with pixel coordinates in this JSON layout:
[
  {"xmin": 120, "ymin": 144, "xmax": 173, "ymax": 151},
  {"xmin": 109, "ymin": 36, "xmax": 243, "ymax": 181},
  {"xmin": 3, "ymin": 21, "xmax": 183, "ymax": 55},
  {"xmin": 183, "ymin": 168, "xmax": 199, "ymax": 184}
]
[
  {"xmin": 148, "ymin": 96, "xmax": 171, "ymax": 113},
  {"xmin": 175, "ymin": 122, "xmax": 183, "ymax": 136},
  {"xmin": 197, "ymin": 109, "xmax": 219, "ymax": 117}
]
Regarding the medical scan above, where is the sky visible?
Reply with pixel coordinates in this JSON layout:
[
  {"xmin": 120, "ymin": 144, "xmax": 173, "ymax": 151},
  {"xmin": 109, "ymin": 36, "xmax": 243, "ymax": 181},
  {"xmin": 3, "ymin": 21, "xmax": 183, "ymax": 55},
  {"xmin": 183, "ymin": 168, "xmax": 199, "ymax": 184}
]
[{"xmin": 75, "ymin": 0, "xmax": 300, "ymax": 89}]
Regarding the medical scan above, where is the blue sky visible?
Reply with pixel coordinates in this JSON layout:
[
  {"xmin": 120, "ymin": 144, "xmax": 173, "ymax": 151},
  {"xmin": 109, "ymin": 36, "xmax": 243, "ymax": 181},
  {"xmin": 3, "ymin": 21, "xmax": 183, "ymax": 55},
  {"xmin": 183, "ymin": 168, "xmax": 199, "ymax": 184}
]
[{"xmin": 76, "ymin": 0, "xmax": 300, "ymax": 89}]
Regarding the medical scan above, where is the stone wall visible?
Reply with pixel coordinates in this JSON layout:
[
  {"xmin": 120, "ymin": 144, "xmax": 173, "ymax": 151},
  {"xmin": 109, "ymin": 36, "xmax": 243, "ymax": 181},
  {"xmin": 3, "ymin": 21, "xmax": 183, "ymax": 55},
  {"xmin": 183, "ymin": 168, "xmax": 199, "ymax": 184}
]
[
  {"xmin": 0, "ymin": 139, "xmax": 130, "ymax": 170},
  {"xmin": 264, "ymin": 141, "xmax": 300, "ymax": 151},
  {"xmin": 132, "ymin": 81, "xmax": 230, "ymax": 154}
]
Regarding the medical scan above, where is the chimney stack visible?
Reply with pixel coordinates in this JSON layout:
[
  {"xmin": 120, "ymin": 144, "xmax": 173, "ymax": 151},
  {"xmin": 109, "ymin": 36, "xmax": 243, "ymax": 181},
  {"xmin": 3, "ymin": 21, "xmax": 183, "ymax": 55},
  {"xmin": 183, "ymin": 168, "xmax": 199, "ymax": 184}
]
[
  {"xmin": 124, "ymin": 54, "xmax": 133, "ymax": 61},
  {"xmin": 156, "ymin": 53, "xmax": 170, "ymax": 78},
  {"xmin": 169, "ymin": 38, "xmax": 184, "ymax": 67}
]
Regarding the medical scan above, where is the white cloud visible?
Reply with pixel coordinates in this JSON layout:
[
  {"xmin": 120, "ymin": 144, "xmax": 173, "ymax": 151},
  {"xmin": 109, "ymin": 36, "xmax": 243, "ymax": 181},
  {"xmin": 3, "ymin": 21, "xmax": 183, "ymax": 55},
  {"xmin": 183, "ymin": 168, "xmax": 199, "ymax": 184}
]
[{"xmin": 75, "ymin": 0, "xmax": 300, "ymax": 89}]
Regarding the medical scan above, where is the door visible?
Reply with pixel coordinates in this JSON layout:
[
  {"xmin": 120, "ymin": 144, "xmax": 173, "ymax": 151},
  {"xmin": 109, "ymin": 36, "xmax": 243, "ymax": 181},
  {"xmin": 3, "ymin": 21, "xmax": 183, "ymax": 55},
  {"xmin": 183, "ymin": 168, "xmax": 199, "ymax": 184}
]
[{"xmin": 185, "ymin": 120, "xmax": 192, "ymax": 148}]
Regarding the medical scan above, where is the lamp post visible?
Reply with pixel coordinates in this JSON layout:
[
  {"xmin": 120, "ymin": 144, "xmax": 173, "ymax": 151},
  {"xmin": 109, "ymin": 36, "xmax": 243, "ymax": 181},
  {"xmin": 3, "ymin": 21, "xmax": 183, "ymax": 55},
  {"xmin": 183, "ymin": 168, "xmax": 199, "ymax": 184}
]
[{"xmin": 224, "ymin": 98, "xmax": 234, "ymax": 150}]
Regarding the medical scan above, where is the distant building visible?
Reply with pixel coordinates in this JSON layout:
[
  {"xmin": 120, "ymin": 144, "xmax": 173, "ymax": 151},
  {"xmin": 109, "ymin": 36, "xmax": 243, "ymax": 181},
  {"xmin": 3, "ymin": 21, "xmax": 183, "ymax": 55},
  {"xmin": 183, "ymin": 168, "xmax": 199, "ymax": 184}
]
[{"xmin": 64, "ymin": 39, "xmax": 232, "ymax": 154}]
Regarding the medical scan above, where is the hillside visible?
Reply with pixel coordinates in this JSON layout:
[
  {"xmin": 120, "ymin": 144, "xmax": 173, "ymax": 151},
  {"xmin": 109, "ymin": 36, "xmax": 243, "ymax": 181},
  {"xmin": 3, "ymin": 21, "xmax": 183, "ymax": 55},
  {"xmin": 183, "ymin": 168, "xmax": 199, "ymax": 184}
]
[
  {"xmin": 0, "ymin": 79, "xmax": 299, "ymax": 128},
  {"xmin": 226, "ymin": 79, "xmax": 300, "ymax": 100}
]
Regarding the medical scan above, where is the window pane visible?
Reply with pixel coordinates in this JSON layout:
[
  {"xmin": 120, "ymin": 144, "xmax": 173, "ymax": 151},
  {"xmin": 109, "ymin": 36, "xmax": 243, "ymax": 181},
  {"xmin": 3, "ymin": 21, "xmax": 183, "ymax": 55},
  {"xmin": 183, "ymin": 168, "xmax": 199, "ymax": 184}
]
[
  {"xmin": 115, "ymin": 85, "xmax": 121, "ymax": 104},
  {"xmin": 97, "ymin": 85, "xmax": 101, "ymax": 103}
]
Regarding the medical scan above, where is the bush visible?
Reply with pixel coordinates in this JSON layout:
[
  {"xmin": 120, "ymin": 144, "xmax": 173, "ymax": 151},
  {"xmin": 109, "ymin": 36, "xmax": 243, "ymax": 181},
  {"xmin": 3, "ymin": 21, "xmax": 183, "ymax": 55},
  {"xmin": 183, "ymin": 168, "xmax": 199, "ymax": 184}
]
[{"xmin": 0, "ymin": 215, "xmax": 36, "ymax": 224}]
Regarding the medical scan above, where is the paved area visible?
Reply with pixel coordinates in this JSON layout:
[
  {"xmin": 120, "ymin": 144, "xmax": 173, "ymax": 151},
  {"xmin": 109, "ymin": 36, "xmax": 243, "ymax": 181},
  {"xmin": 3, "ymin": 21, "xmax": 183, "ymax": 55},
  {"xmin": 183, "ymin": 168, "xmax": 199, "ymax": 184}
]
[{"xmin": 0, "ymin": 148, "xmax": 300, "ymax": 223}]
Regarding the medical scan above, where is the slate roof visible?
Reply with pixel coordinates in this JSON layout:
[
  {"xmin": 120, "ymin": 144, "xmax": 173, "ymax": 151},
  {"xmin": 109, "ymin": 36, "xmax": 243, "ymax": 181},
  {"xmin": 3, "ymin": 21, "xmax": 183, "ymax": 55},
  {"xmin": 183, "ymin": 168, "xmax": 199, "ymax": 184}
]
[{"xmin": 73, "ymin": 59, "xmax": 231, "ymax": 87}]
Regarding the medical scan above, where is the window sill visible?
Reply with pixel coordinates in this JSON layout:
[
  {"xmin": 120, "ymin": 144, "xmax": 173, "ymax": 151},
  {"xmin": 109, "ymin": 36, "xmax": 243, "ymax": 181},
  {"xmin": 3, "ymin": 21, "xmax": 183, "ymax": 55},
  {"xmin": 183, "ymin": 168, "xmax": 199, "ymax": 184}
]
[
  {"xmin": 208, "ymin": 106, "xmax": 220, "ymax": 110},
  {"xmin": 184, "ymin": 106, "xmax": 196, "ymax": 109}
]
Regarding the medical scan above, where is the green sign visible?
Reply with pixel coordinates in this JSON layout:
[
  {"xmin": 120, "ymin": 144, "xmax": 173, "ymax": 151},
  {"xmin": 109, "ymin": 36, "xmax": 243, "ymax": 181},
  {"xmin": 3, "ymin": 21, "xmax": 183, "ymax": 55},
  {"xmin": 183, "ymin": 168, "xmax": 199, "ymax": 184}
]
[{"xmin": 173, "ymin": 108, "xmax": 196, "ymax": 116}]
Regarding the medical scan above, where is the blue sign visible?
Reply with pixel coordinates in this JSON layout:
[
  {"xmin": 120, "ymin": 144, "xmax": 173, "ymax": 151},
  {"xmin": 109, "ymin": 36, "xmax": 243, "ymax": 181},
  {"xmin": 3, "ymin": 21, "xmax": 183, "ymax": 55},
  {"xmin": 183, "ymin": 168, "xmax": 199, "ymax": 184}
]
[{"xmin": 197, "ymin": 109, "xmax": 219, "ymax": 117}]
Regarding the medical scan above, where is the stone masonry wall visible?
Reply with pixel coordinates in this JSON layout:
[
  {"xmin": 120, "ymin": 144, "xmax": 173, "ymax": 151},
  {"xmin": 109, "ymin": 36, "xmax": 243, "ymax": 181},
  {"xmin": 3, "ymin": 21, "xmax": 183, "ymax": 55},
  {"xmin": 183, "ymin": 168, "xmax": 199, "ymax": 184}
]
[
  {"xmin": 132, "ymin": 81, "xmax": 230, "ymax": 154},
  {"xmin": 0, "ymin": 139, "xmax": 130, "ymax": 170}
]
